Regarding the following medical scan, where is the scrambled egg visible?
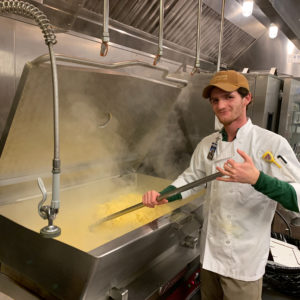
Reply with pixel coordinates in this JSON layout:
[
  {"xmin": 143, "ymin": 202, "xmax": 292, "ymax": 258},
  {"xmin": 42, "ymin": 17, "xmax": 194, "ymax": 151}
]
[{"xmin": 58, "ymin": 192, "xmax": 193, "ymax": 252}]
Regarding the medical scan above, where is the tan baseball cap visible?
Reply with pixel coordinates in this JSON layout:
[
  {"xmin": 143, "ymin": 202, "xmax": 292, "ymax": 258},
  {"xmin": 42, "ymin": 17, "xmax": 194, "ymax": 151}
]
[{"xmin": 202, "ymin": 70, "xmax": 249, "ymax": 98}]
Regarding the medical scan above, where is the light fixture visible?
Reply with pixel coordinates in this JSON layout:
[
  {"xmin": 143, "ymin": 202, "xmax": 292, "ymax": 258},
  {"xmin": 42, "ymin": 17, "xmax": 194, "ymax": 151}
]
[
  {"xmin": 268, "ymin": 23, "xmax": 278, "ymax": 39},
  {"xmin": 242, "ymin": 0, "xmax": 254, "ymax": 17}
]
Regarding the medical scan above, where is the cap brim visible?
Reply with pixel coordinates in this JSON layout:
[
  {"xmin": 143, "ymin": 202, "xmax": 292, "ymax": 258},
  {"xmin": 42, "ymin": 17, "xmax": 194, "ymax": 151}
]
[{"xmin": 202, "ymin": 83, "xmax": 239, "ymax": 98}]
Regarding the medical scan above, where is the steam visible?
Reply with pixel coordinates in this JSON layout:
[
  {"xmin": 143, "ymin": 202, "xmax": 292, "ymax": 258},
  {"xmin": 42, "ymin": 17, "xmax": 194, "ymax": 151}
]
[{"xmin": 139, "ymin": 87, "xmax": 194, "ymax": 180}]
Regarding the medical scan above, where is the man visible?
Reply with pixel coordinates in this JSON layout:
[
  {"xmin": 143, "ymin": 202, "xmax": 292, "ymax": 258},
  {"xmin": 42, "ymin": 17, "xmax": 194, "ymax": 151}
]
[{"xmin": 142, "ymin": 70, "xmax": 300, "ymax": 300}]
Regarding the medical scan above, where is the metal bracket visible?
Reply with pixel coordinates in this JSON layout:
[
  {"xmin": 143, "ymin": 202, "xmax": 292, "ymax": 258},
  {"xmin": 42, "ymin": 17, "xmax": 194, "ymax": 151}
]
[
  {"xmin": 182, "ymin": 235, "xmax": 199, "ymax": 249},
  {"xmin": 269, "ymin": 67, "xmax": 278, "ymax": 75},
  {"xmin": 109, "ymin": 287, "xmax": 128, "ymax": 300}
]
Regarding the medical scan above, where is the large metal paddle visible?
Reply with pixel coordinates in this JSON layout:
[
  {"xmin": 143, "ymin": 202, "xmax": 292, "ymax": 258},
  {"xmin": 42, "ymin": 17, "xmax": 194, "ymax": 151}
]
[{"xmin": 89, "ymin": 171, "xmax": 222, "ymax": 229}]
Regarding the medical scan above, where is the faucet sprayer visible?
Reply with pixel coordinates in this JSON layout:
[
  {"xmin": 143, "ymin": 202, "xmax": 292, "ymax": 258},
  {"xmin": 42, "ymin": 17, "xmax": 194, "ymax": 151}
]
[{"xmin": 0, "ymin": 0, "xmax": 61, "ymax": 237}]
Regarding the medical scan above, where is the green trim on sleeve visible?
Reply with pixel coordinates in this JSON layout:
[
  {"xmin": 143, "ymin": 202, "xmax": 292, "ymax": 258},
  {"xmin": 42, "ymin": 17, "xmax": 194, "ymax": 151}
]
[
  {"xmin": 252, "ymin": 171, "xmax": 299, "ymax": 212},
  {"xmin": 159, "ymin": 185, "xmax": 182, "ymax": 202}
]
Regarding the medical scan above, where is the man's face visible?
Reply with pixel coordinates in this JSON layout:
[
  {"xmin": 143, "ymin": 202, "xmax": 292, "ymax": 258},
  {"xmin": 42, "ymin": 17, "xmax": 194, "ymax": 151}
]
[{"xmin": 209, "ymin": 87, "xmax": 249, "ymax": 126}]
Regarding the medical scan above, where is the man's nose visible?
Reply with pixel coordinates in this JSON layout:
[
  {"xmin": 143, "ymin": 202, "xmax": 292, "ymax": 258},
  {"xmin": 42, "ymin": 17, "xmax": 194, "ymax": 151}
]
[{"xmin": 216, "ymin": 99, "xmax": 227, "ymax": 108}]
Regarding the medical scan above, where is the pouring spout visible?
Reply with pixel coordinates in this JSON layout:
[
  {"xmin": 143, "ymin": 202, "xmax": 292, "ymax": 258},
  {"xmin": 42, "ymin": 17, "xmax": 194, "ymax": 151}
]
[
  {"xmin": 38, "ymin": 177, "xmax": 61, "ymax": 238},
  {"xmin": 39, "ymin": 206, "xmax": 61, "ymax": 238}
]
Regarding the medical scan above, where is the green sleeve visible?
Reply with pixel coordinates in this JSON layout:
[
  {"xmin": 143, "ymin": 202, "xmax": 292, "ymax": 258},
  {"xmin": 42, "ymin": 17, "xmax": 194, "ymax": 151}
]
[
  {"xmin": 252, "ymin": 171, "xmax": 299, "ymax": 212},
  {"xmin": 159, "ymin": 185, "xmax": 182, "ymax": 202}
]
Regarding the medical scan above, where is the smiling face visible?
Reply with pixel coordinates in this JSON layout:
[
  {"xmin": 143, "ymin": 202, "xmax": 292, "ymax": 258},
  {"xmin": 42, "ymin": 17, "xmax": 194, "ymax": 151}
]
[{"xmin": 209, "ymin": 87, "xmax": 251, "ymax": 127}]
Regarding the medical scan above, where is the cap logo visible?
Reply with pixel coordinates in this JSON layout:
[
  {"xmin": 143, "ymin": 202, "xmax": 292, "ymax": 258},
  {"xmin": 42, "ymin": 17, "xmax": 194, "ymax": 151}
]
[{"xmin": 213, "ymin": 74, "xmax": 228, "ymax": 82}]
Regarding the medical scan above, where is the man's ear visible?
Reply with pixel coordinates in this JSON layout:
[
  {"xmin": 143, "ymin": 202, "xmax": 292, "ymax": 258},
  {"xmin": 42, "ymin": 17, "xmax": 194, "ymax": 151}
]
[{"xmin": 243, "ymin": 93, "xmax": 252, "ymax": 106}]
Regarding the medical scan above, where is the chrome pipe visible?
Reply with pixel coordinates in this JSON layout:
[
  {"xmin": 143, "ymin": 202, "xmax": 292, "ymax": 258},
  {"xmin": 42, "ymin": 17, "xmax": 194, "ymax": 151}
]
[
  {"xmin": 192, "ymin": 0, "xmax": 203, "ymax": 74},
  {"xmin": 158, "ymin": 0, "xmax": 164, "ymax": 56},
  {"xmin": 154, "ymin": 0, "xmax": 164, "ymax": 65},
  {"xmin": 100, "ymin": 0, "xmax": 110, "ymax": 56},
  {"xmin": 48, "ymin": 45, "xmax": 60, "ymax": 171},
  {"xmin": 217, "ymin": 0, "xmax": 226, "ymax": 71},
  {"xmin": 103, "ymin": 0, "xmax": 109, "ymax": 42}
]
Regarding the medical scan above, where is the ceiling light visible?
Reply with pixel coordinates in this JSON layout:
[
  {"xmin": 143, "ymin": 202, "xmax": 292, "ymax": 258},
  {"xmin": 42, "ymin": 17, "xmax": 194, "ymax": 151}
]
[
  {"xmin": 242, "ymin": 0, "xmax": 254, "ymax": 17},
  {"xmin": 268, "ymin": 23, "xmax": 278, "ymax": 39}
]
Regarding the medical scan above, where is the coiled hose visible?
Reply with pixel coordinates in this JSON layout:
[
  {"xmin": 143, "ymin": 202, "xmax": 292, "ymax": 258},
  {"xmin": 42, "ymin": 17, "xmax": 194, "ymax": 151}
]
[
  {"xmin": 0, "ymin": 1, "xmax": 61, "ymax": 236},
  {"xmin": 0, "ymin": 0, "xmax": 56, "ymax": 45}
]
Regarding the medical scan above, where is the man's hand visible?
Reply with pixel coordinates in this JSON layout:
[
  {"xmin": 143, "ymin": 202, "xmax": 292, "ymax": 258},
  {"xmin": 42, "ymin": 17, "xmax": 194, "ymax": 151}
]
[
  {"xmin": 142, "ymin": 190, "xmax": 168, "ymax": 208},
  {"xmin": 216, "ymin": 149, "xmax": 260, "ymax": 185}
]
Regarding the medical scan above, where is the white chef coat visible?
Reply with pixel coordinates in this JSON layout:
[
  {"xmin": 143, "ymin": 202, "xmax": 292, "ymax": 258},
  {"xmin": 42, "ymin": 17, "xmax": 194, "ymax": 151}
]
[{"xmin": 172, "ymin": 119, "xmax": 300, "ymax": 281}]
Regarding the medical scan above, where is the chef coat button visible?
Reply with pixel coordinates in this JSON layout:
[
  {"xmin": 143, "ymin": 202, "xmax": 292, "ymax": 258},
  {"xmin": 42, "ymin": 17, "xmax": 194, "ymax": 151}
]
[{"xmin": 225, "ymin": 240, "xmax": 230, "ymax": 245}]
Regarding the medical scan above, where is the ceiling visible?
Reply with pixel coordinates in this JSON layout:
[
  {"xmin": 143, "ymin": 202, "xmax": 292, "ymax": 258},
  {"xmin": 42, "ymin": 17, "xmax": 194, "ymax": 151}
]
[
  {"xmin": 6, "ymin": 0, "xmax": 300, "ymax": 70},
  {"xmin": 253, "ymin": 0, "xmax": 300, "ymax": 49}
]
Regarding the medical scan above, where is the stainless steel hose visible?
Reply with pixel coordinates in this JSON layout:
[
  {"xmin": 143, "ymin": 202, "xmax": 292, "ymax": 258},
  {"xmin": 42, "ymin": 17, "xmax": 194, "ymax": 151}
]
[{"xmin": 0, "ymin": 0, "xmax": 61, "ymax": 237}]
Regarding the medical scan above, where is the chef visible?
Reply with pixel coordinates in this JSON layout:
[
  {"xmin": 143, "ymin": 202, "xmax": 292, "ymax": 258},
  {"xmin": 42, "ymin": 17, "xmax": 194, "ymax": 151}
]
[{"xmin": 143, "ymin": 70, "xmax": 300, "ymax": 300}]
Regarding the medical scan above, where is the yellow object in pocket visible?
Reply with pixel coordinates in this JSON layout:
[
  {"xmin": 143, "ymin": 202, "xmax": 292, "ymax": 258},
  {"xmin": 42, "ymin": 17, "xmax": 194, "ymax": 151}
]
[{"xmin": 262, "ymin": 151, "xmax": 281, "ymax": 168}]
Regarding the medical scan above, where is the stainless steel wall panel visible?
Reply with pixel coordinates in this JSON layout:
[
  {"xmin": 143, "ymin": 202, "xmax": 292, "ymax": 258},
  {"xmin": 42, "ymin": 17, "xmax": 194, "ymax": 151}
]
[
  {"xmin": 0, "ymin": 18, "xmax": 15, "ymax": 139},
  {"xmin": 14, "ymin": 21, "xmax": 47, "ymax": 79},
  {"xmin": 250, "ymin": 75, "xmax": 282, "ymax": 132},
  {"xmin": 279, "ymin": 78, "xmax": 300, "ymax": 158},
  {"xmin": 279, "ymin": 78, "xmax": 294, "ymax": 141}
]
